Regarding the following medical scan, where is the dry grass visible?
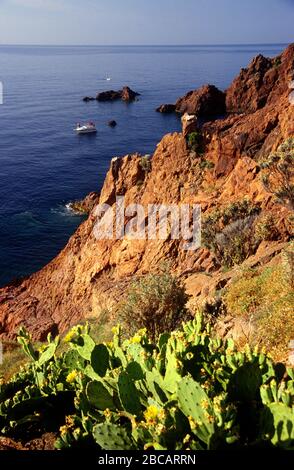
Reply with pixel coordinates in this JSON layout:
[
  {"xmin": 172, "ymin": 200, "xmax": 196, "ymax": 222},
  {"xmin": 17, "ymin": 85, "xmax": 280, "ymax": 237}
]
[
  {"xmin": 224, "ymin": 244, "xmax": 294, "ymax": 361},
  {"xmin": 0, "ymin": 342, "xmax": 29, "ymax": 381}
]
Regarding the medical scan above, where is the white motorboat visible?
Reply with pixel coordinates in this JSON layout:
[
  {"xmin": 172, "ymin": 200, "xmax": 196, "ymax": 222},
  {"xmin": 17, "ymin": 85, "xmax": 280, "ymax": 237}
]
[{"xmin": 75, "ymin": 122, "xmax": 97, "ymax": 134}]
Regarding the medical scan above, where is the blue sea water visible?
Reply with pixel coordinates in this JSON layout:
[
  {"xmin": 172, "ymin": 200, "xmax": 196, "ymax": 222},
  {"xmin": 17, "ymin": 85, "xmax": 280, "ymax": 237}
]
[{"xmin": 0, "ymin": 44, "xmax": 287, "ymax": 286}]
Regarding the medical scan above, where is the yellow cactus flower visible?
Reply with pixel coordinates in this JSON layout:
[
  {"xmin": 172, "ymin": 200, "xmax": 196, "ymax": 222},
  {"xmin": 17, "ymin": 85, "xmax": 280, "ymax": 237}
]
[
  {"xmin": 64, "ymin": 328, "xmax": 77, "ymax": 343},
  {"xmin": 111, "ymin": 324, "xmax": 121, "ymax": 335},
  {"xmin": 137, "ymin": 328, "xmax": 147, "ymax": 336},
  {"xmin": 144, "ymin": 405, "xmax": 160, "ymax": 425},
  {"xmin": 73, "ymin": 428, "xmax": 81, "ymax": 439},
  {"xmin": 201, "ymin": 399, "xmax": 209, "ymax": 410},
  {"xmin": 130, "ymin": 335, "xmax": 141, "ymax": 344},
  {"xmin": 158, "ymin": 409, "xmax": 166, "ymax": 421},
  {"xmin": 183, "ymin": 434, "xmax": 191, "ymax": 444},
  {"xmin": 65, "ymin": 415, "xmax": 75, "ymax": 427},
  {"xmin": 155, "ymin": 423, "xmax": 166, "ymax": 435},
  {"xmin": 66, "ymin": 370, "xmax": 78, "ymax": 384},
  {"xmin": 103, "ymin": 408, "xmax": 112, "ymax": 419},
  {"xmin": 59, "ymin": 425, "xmax": 68, "ymax": 436},
  {"xmin": 188, "ymin": 416, "xmax": 198, "ymax": 430},
  {"xmin": 38, "ymin": 344, "xmax": 47, "ymax": 353}
]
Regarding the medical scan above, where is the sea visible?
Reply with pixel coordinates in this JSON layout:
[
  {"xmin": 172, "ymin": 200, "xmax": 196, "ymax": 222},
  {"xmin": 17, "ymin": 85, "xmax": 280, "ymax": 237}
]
[{"xmin": 0, "ymin": 44, "xmax": 288, "ymax": 287}]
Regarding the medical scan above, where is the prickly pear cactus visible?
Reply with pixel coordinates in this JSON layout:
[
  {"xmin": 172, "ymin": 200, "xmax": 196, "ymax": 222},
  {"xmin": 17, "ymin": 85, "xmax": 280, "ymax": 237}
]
[
  {"xmin": 145, "ymin": 370, "xmax": 168, "ymax": 404},
  {"xmin": 63, "ymin": 349, "xmax": 86, "ymax": 371},
  {"xmin": 86, "ymin": 381, "xmax": 115, "ymax": 411},
  {"xmin": 126, "ymin": 361, "xmax": 144, "ymax": 381},
  {"xmin": 93, "ymin": 422, "xmax": 134, "ymax": 450},
  {"xmin": 261, "ymin": 402, "xmax": 294, "ymax": 449},
  {"xmin": 228, "ymin": 362, "xmax": 262, "ymax": 402},
  {"xmin": 74, "ymin": 334, "xmax": 95, "ymax": 361},
  {"xmin": 37, "ymin": 340, "xmax": 59, "ymax": 367},
  {"xmin": 177, "ymin": 377, "xmax": 215, "ymax": 446},
  {"xmin": 91, "ymin": 344, "xmax": 109, "ymax": 377},
  {"xmin": 118, "ymin": 371, "xmax": 141, "ymax": 416},
  {"xmin": 163, "ymin": 337, "xmax": 183, "ymax": 393}
]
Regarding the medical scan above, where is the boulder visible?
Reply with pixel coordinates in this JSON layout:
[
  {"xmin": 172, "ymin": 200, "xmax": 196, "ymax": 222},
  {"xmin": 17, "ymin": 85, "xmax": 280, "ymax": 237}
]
[
  {"xmin": 121, "ymin": 86, "xmax": 140, "ymax": 101},
  {"xmin": 96, "ymin": 90, "xmax": 121, "ymax": 101},
  {"xmin": 156, "ymin": 104, "xmax": 176, "ymax": 113},
  {"xmin": 175, "ymin": 84, "xmax": 226, "ymax": 117},
  {"xmin": 108, "ymin": 120, "xmax": 117, "ymax": 127},
  {"xmin": 83, "ymin": 96, "xmax": 95, "ymax": 102},
  {"xmin": 181, "ymin": 113, "xmax": 198, "ymax": 137},
  {"xmin": 68, "ymin": 192, "xmax": 100, "ymax": 214},
  {"xmin": 96, "ymin": 86, "xmax": 140, "ymax": 102}
]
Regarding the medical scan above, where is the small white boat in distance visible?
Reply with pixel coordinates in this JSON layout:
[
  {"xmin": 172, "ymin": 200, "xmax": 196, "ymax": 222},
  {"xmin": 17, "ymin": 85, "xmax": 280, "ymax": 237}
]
[
  {"xmin": 75, "ymin": 122, "xmax": 97, "ymax": 134},
  {"xmin": 106, "ymin": 77, "xmax": 111, "ymax": 81}
]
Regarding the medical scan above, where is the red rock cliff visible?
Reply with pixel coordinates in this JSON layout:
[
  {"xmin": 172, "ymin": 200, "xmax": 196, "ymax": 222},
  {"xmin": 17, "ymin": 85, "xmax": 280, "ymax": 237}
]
[{"xmin": 0, "ymin": 44, "xmax": 293, "ymax": 340}]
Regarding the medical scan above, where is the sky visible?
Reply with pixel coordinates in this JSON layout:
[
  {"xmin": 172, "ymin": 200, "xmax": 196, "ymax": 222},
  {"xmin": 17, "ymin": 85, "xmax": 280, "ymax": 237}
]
[{"xmin": 0, "ymin": 0, "xmax": 293, "ymax": 45}]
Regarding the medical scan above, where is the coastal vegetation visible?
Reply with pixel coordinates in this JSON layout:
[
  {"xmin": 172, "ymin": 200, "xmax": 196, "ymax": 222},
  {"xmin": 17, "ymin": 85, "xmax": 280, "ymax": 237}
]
[
  {"xmin": 119, "ymin": 272, "xmax": 190, "ymax": 342},
  {"xmin": 187, "ymin": 131, "xmax": 205, "ymax": 155},
  {"xmin": 0, "ymin": 315, "xmax": 293, "ymax": 450},
  {"xmin": 261, "ymin": 138, "xmax": 294, "ymax": 211},
  {"xmin": 224, "ymin": 247, "xmax": 294, "ymax": 361},
  {"xmin": 202, "ymin": 199, "xmax": 262, "ymax": 266}
]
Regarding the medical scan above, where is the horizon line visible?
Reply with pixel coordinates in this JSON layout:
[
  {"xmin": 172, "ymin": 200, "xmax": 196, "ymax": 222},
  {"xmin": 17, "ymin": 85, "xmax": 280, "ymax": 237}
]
[{"xmin": 0, "ymin": 42, "xmax": 291, "ymax": 48}]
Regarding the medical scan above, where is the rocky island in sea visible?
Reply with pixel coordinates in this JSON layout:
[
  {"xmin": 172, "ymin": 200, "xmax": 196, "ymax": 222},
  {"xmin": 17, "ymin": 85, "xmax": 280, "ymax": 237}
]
[{"xmin": 83, "ymin": 86, "xmax": 140, "ymax": 103}]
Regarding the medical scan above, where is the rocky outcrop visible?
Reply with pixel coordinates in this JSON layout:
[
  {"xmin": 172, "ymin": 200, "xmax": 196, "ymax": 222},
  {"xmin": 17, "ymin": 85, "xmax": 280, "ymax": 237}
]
[
  {"xmin": 96, "ymin": 86, "xmax": 140, "ymax": 102},
  {"xmin": 108, "ymin": 120, "xmax": 117, "ymax": 127},
  {"xmin": 175, "ymin": 84, "xmax": 226, "ymax": 117},
  {"xmin": 0, "ymin": 44, "xmax": 293, "ymax": 340},
  {"xmin": 226, "ymin": 54, "xmax": 275, "ymax": 113},
  {"xmin": 181, "ymin": 113, "xmax": 198, "ymax": 137},
  {"xmin": 68, "ymin": 192, "xmax": 100, "ymax": 214},
  {"xmin": 82, "ymin": 96, "xmax": 95, "ymax": 102},
  {"xmin": 156, "ymin": 104, "xmax": 176, "ymax": 113},
  {"xmin": 121, "ymin": 86, "xmax": 140, "ymax": 101},
  {"xmin": 226, "ymin": 46, "xmax": 294, "ymax": 113},
  {"xmin": 157, "ymin": 85, "xmax": 226, "ymax": 118},
  {"xmin": 96, "ymin": 90, "xmax": 120, "ymax": 101}
]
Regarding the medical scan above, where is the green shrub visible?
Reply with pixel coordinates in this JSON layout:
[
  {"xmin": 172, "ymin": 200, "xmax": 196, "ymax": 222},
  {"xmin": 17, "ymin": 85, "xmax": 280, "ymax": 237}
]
[
  {"xmin": 139, "ymin": 155, "xmax": 152, "ymax": 173},
  {"xmin": 254, "ymin": 214, "xmax": 278, "ymax": 242},
  {"xmin": 214, "ymin": 216, "xmax": 259, "ymax": 266},
  {"xmin": 187, "ymin": 131, "xmax": 205, "ymax": 154},
  {"xmin": 119, "ymin": 272, "xmax": 190, "ymax": 341},
  {"xmin": 202, "ymin": 199, "xmax": 261, "ymax": 266},
  {"xmin": 273, "ymin": 57, "xmax": 282, "ymax": 68},
  {"xmin": 261, "ymin": 138, "xmax": 294, "ymax": 210},
  {"xmin": 199, "ymin": 159, "xmax": 214, "ymax": 170}
]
